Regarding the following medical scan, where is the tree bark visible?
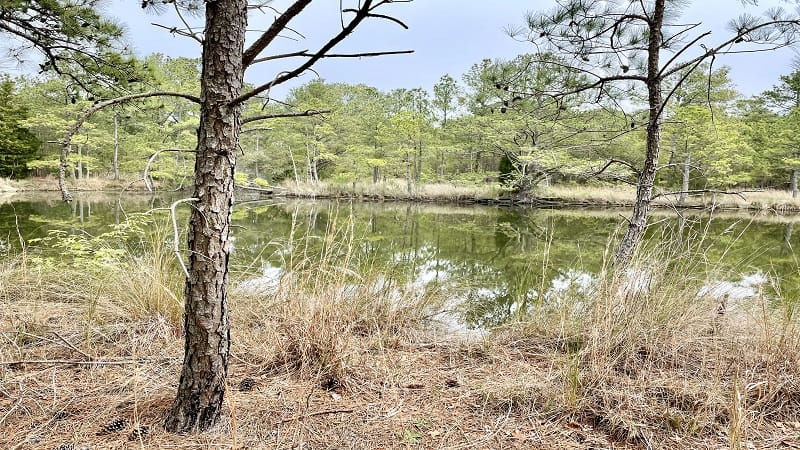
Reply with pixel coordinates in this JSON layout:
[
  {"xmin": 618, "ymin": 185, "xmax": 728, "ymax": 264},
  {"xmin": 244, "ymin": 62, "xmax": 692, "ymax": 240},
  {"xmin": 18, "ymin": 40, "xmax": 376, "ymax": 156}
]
[
  {"xmin": 792, "ymin": 167, "xmax": 798, "ymax": 199},
  {"xmin": 165, "ymin": 0, "xmax": 246, "ymax": 434},
  {"xmin": 615, "ymin": 0, "xmax": 665, "ymax": 266}
]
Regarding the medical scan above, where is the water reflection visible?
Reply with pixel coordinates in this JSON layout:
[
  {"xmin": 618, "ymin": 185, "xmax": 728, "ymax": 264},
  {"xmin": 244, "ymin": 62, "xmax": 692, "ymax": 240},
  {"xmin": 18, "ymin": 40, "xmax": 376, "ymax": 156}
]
[{"xmin": 2, "ymin": 193, "xmax": 799, "ymax": 329}]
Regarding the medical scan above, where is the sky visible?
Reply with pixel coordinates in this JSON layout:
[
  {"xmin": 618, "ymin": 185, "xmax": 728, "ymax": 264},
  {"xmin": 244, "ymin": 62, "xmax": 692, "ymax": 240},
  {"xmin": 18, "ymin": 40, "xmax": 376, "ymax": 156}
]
[{"xmin": 74, "ymin": 1, "xmax": 800, "ymax": 99}]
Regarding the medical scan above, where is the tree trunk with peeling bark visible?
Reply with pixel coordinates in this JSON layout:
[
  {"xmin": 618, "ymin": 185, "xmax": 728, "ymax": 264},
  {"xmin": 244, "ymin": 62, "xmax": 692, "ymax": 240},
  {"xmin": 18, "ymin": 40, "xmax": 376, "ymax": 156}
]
[
  {"xmin": 164, "ymin": 0, "xmax": 246, "ymax": 433},
  {"xmin": 614, "ymin": 0, "xmax": 665, "ymax": 266}
]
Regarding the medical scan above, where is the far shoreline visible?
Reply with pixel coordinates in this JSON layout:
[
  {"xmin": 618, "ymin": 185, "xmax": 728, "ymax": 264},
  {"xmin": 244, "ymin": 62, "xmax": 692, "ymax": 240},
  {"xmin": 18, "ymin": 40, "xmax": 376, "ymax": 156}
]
[{"xmin": 4, "ymin": 176, "xmax": 800, "ymax": 214}]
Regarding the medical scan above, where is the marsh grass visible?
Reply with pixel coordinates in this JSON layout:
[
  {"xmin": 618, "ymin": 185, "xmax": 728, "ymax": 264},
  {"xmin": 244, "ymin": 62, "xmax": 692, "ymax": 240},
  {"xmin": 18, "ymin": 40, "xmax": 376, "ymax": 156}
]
[
  {"xmin": 1, "ymin": 212, "xmax": 799, "ymax": 448},
  {"xmin": 279, "ymin": 179, "xmax": 501, "ymax": 202},
  {"xmin": 482, "ymin": 230, "xmax": 800, "ymax": 448},
  {"xmin": 540, "ymin": 184, "xmax": 800, "ymax": 212}
]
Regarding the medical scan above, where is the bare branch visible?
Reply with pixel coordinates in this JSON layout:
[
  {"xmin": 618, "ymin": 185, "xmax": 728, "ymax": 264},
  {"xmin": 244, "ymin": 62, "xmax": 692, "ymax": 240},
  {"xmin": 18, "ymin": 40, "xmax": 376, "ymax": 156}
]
[
  {"xmin": 662, "ymin": 19, "xmax": 800, "ymax": 78},
  {"xmin": 241, "ymin": 109, "xmax": 331, "ymax": 125},
  {"xmin": 242, "ymin": 0, "xmax": 314, "ymax": 68},
  {"xmin": 587, "ymin": 159, "xmax": 641, "ymax": 178},
  {"xmin": 173, "ymin": 1, "xmax": 203, "ymax": 43},
  {"xmin": 234, "ymin": 0, "xmax": 408, "ymax": 105},
  {"xmin": 250, "ymin": 49, "xmax": 414, "ymax": 65},
  {"xmin": 169, "ymin": 197, "xmax": 199, "ymax": 278},
  {"xmin": 143, "ymin": 149, "xmax": 197, "ymax": 192},
  {"xmin": 151, "ymin": 22, "xmax": 202, "ymax": 41},
  {"xmin": 651, "ymin": 189, "xmax": 763, "ymax": 201}
]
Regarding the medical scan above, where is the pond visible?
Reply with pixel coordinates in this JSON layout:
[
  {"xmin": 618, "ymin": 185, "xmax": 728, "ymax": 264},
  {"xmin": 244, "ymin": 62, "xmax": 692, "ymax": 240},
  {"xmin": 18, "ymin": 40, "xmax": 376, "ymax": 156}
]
[{"xmin": 1, "ymin": 192, "xmax": 798, "ymax": 329}]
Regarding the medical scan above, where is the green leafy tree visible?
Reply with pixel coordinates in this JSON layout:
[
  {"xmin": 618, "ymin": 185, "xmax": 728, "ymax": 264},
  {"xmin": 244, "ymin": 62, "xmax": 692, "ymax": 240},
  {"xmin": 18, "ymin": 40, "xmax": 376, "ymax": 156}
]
[
  {"xmin": 514, "ymin": 0, "xmax": 800, "ymax": 265},
  {"xmin": 661, "ymin": 65, "xmax": 740, "ymax": 202},
  {"xmin": 0, "ymin": 78, "xmax": 40, "ymax": 177},
  {"xmin": 760, "ymin": 67, "xmax": 800, "ymax": 197},
  {"xmin": 433, "ymin": 74, "xmax": 460, "ymax": 128}
]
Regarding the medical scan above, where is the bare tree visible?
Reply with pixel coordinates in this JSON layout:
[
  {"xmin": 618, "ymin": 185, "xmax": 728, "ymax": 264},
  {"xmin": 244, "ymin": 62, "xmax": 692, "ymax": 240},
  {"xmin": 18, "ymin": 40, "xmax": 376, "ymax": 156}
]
[{"xmin": 509, "ymin": 0, "xmax": 800, "ymax": 266}]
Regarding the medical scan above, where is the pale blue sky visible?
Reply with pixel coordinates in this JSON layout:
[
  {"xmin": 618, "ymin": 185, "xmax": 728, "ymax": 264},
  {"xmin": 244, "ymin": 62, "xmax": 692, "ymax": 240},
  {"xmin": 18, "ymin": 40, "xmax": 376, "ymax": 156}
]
[{"xmin": 99, "ymin": 0, "xmax": 798, "ymax": 99}]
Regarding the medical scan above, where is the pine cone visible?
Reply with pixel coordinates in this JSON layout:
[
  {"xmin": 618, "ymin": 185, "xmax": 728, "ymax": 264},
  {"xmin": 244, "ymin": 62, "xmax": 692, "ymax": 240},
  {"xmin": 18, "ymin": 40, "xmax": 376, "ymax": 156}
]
[
  {"xmin": 238, "ymin": 377, "xmax": 257, "ymax": 392},
  {"xmin": 322, "ymin": 376, "xmax": 341, "ymax": 392},
  {"xmin": 99, "ymin": 417, "xmax": 128, "ymax": 434},
  {"xmin": 52, "ymin": 410, "xmax": 70, "ymax": 420},
  {"xmin": 128, "ymin": 425, "xmax": 149, "ymax": 441}
]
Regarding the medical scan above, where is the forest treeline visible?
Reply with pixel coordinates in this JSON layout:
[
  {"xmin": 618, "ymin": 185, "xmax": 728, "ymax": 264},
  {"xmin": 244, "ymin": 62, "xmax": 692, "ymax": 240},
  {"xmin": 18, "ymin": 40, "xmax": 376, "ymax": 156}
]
[{"xmin": 2, "ymin": 52, "xmax": 800, "ymax": 196}]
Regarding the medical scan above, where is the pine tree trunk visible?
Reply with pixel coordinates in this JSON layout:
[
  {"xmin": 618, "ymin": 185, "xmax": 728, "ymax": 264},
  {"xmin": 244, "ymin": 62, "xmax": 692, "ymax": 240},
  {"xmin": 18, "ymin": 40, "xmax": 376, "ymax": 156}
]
[
  {"xmin": 792, "ymin": 167, "xmax": 798, "ymax": 199},
  {"xmin": 165, "ymin": 0, "xmax": 246, "ymax": 433},
  {"xmin": 615, "ymin": 0, "xmax": 664, "ymax": 266}
]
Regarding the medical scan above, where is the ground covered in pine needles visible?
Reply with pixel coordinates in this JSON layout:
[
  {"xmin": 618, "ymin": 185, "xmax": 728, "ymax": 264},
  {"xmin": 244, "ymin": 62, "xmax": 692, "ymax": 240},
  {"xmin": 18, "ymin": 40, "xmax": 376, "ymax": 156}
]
[{"xmin": 2, "ymin": 245, "xmax": 800, "ymax": 449}]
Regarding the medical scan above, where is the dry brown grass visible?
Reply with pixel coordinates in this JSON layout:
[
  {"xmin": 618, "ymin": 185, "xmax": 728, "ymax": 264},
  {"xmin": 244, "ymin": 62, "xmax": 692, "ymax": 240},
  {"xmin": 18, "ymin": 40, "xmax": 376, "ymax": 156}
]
[
  {"xmin": 279, "ymin": 179, "xmax": 500, "ymax": 202},
  {"xmin": 2, "ymin": 234, "xmax": 800, "ymax": 449},
  {"xmin": 540, "ymin": 184, "xmax": 800, "ymax": 212},
  {"xmin": 8, "ymin": 176, "xmax": 162, "ymax": 193}
]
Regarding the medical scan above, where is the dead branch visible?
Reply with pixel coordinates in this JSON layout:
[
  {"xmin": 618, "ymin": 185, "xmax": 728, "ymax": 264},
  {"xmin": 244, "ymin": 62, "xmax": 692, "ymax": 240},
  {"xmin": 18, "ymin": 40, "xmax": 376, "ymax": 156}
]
[
  {"xmin": 651, "ymin": 188, "xmax": 763, "ymax": 201},
  {"xmin": 151, "ymin": 22, "xmax": 202, "ymax": 42},
  {"xmin": 0, "ymin": 358, "xmax": 170, "ymax": 366},
  {"xmin": 241, "ymin": 127, "xmax": 273, "ymax": 134},
  {"xmin": 250, "ymin": 49, "xmax": 413, "ymax": 65},
  {"xmin": 51, "ymin": 332, "xmax": 92, "ymax": 360},
  {"xmin": 661, "ymin": 19, "xmax": 800, "ymax": 79},
  {"xmin": 586, "ymin": 159, "xmax": 641, "ymax": 178},
  {"xmin": 233, "ymin": 0, "xmax": 408, "ymax": 105},
  {"xmin": 169, "ymin": 198, "xmax": 199, "ymax": 278},
  {"xmin": 242, "ymin": 0, "xmax": 314, "ymax": 68},
  {"xmin": 242, "ymin": 109, "xmax": 331, "ymax": 125},
  {"xmin": 142, "ymin": 149, "xmax": 197, "ymax": 192}
]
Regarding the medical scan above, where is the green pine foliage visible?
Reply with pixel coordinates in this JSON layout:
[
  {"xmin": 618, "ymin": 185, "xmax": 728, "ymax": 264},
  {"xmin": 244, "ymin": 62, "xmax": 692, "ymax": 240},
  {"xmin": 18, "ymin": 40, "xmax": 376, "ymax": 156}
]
[{"xmin": 0, "ymin": 78, "xmax": 40, "ymax": 178}]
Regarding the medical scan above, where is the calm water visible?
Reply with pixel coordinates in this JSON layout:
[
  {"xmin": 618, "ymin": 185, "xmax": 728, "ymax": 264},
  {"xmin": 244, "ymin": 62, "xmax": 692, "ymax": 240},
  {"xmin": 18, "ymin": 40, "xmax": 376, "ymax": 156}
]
[{"xmin": 1, "ymin": 192, "xmax": 798, "ymax": 329}]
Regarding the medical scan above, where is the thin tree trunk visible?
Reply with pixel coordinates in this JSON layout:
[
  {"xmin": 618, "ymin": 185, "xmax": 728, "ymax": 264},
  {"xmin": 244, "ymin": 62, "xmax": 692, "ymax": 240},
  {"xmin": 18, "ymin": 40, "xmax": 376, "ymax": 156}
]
[
  {"xmin": 792, "ymin": 167, "xmax": 798, "ymax": 199},
  {"xmin": 305, "ymin": 141, "xmax": 313, "ymax": 183},
  {"xmin": 405, "ymin": 149, "xmax": 412, "ymax": 194},
  {"xmin": 59, "ymin": 143, "xmax": 73, "ymax": 201},
  {"xmin": 678, "ymin": 151, "xmax": 690, "ymax": 206},
  {"xmin": 415, "ymin": 141, "xmax": 422, "ymax": 182},
  {"xmin": 165, "ymin": 0, "xmax": 246, "ymax": 433},
  {"xmin": 288, "ymin": 145, "xmax": 299, "ymax": 186},
  {"xmin": 76, "ymin": 145, "xmax": 83, "ymax": 180},
  {"xmin": 615, "ymin": 0, "xmax": 665, "ymax": 266},
  {"xmin": 113, "ymin": 113, "xmax": 120, "ymax": 180},
  {"xmin": 254, "ymin": 135, "xmax": 259, "ymax": 179}
]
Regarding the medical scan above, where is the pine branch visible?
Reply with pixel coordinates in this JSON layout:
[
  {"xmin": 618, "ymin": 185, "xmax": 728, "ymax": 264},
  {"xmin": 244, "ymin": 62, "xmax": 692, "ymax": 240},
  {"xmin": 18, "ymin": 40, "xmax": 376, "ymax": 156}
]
[
  {"xmin": 242, "ymin": 0, "xmax": 313, "ymax": 68},
  {"xmin": 242, "ymin": 109, "xmax": 331, "ymax": 125}
]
